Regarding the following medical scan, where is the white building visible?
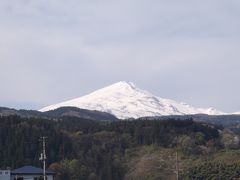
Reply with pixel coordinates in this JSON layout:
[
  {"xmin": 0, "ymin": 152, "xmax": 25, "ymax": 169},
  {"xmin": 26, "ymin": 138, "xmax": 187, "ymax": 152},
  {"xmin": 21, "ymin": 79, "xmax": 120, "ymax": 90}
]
[
  {"xmin": 0, "ymin": 166, "xmax": 54, "ymax": 180},
  {"xmin": 0, "ymin": 170, "xmax": 10, "ymax": 180}
]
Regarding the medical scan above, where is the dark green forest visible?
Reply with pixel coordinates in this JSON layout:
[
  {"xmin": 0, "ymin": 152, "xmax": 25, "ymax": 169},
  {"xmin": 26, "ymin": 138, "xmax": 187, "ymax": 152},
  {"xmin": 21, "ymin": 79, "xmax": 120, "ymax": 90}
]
[{"xmin": 1, "ymin": 115, "xmax": 240, "ymax": 179}]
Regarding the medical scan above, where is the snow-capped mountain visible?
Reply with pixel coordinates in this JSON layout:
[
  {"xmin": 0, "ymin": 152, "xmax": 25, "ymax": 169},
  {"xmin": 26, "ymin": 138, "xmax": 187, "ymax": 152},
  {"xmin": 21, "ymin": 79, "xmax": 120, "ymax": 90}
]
[{"xmin": 40, "ymin": 81, "xmax": 225, "ymax": 119}]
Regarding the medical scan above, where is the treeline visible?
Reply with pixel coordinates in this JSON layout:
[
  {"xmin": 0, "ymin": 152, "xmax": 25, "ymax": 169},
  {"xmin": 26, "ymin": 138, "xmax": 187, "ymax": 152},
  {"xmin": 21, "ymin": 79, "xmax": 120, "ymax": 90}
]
[{"xmin": 0, "ymin": 115, "xmax": 222, "ymax": 179}]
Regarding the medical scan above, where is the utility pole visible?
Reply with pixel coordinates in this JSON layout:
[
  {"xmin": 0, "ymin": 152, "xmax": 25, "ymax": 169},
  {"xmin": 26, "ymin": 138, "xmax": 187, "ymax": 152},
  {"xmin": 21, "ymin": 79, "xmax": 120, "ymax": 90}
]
[
  {"xmin": 39, "ymin": 137, "xmax": 47, "ymax": 180},
  {"xmin": 218, "ymin": 163, "xmax": 221, "ymax": 180},
  {"xmin": 176, "ymin": 151, "xmax": 179, "ymax": 180},
  {"xmin": 175, "ymin": 136, "xmax": 179, "ymax": 180}
]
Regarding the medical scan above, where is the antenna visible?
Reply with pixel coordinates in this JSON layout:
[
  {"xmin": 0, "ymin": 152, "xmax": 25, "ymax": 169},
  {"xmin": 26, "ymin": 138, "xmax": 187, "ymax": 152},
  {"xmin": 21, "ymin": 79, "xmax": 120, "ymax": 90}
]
[{"xmin": 39, "ymin": 136, "xmax": 47, "ymax": 180}]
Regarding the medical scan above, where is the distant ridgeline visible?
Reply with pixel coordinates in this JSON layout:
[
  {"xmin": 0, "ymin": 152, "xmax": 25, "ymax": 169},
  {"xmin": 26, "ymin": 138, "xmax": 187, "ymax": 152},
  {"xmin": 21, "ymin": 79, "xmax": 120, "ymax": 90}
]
[
  {"xmin": 1, "ymin": 106, "xmax": 240, "ymax": 128},
  {"xmin": 140, "ymin": 114, "xmax": 240, "ymax": 132}
]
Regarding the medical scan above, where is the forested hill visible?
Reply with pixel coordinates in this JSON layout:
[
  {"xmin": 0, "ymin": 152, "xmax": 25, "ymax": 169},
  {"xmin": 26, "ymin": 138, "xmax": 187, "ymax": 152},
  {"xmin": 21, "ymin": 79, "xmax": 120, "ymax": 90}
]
[
  {"xmin": 3, "ymin": 115, "xmax": 240, "ymax": 179},
  {"xmin": 0, "ymin": 106, "xmax": 117, "ymax": 121}
]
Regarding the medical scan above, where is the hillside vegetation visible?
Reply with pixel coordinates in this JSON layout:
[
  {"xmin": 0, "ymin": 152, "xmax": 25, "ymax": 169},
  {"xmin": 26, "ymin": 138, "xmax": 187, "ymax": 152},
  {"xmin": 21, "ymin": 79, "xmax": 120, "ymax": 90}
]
[{"xmin": 1, "ymin": 116, "xmax": 240, "ymax": 179}]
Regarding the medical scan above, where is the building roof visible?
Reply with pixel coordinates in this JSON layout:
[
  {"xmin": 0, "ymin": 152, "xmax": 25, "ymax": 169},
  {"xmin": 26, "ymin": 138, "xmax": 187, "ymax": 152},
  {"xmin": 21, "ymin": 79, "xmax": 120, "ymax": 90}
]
[{"xmin": 11, "ymin": 166, "xmax": 54, "ymax": 175}]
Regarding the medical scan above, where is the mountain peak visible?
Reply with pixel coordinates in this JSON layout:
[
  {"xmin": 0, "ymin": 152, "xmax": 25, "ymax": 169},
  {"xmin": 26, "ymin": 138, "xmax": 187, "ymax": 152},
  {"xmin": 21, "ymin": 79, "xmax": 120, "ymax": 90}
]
[
  {"xmin": 107, "ymin": 81, "xmax": 137, "ymax": 90},
  {"xmin": 40, "ymin": 81, "xmax": 225, "ymax": 119},
  {"xmin": 114, "ymin": 81, "xmax": 134, "ymax": 86}
]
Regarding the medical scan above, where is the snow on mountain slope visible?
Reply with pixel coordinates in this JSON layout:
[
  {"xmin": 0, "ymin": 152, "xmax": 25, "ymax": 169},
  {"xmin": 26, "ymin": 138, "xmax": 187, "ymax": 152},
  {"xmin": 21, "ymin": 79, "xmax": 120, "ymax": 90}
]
[{"xmin": 40, "ymin": 81, "xmax": 225, "ymax": 119}]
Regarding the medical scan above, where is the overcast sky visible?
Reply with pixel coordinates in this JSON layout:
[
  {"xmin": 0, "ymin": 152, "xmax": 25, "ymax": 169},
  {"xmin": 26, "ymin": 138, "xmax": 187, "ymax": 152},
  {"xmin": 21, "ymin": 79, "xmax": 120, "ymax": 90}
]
[{"xmin": 0, "ymin": 0, "xmax": 240, "ymax": 112}]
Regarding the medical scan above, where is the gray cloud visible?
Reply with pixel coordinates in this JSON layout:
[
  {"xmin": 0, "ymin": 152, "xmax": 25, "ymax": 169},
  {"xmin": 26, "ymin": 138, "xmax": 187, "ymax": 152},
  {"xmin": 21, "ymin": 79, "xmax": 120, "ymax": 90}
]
[{"xmin": 0, "ymin": 0, "xmax": 240, "ymax": 112}]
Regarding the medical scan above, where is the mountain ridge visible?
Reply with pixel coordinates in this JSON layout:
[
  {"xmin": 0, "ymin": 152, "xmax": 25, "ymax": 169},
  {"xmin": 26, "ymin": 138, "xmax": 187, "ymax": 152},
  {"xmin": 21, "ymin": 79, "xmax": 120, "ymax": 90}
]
[{"xmin": 0, "ymin": 106, "xmax": 117, "ymax": 121}]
